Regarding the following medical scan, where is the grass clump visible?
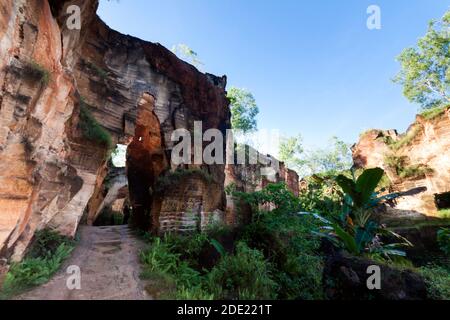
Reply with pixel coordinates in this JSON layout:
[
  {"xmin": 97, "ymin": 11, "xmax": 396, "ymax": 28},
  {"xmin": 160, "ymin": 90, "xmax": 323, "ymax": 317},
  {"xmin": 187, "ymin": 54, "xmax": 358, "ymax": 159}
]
[
  {"xmin": 85, "ymin": 61, "xmax": 109, "ymax": 80},
  {"xmin": 0, "ymin": 229, "xmax": 75, "ymax": 299},
  {"xmin": 23, "ymin": 61, "xmax": 50, "ymax": 87},
  {"xmin": 388, "ymin": 125, "xmax": 422, "ymax": 151},
  {"xmin": 398, "ymin": 165, "xmax": 433, "ymax": 179},
  {"xmin": 384, "ymin": 155, "xmax": 433, "ymax": 179},
  {"xmin": 79, "ymin": 98, "xmax": 112, "ymax": 148},
  {"xmin": 419, "ymin": 105, "xmax": 448, "ymax": 120}
]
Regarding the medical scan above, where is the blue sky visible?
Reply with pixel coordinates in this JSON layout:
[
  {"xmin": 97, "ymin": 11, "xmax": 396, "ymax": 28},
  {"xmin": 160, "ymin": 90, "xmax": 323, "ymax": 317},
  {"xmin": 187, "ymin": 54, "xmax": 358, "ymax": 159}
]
[{"xmin": 98, "ymin": 0, "xmax": 449, "ymax": 149}]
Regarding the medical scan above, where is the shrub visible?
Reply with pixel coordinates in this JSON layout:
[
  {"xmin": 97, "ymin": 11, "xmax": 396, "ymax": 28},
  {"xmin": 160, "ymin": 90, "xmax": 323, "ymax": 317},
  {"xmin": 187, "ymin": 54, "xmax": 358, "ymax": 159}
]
[
  {"xmin": 140, "ymin": 238, "xmax": 180, "ymax": 275},
  {"xmin": 0, "ymin": 229, "xmax": 74, "ymax": 299},
  {"xmin": 233, "ymin": 183, "xmax": 300, "ymax": 220},
  {"xmin": 384, "ymin": 155, "xmax": 433, "ymax": 179},
  {"xmin": 79, "ymin": 98, "xmax": 112, "ymax": 148},
  {"xmin": 419, "ymin": 265, "xmax": 450, "ymax": 300},
  {"xmin": 437, "ymin": 228, "xmax": 450, "ymax": 255},
  {"xmin": 298, "ymin": 176, "xmax": 343, "ymax": 219},
  {"xmin": 420, "ymin": 105, "xmax": 448, "ymax": 120},
  {"xmin": 161, "ymin": 232, "xmax": 210, "ymax": 270},
  {"xmin": 206, "ymin": 242, "xmax": 278, "ymax": 300},
  {"xmin": 139, "ymin": 236, "xmax": 204, "ymax": 298},
  {"xmin": 262, "ymin": 213, "xmax": 324, "ymax": 299}
]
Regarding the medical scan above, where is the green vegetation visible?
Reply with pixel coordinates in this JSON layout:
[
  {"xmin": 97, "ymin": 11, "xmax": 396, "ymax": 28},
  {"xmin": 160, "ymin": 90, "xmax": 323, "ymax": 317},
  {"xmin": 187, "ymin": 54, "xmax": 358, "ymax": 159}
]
[
  {"xmin": 85, "ymin": 61, "xmax": 108, "ymax": 79},
  {"xmin": 227, "ymin": 87, "xmax": 259, "ymax": 133},
  {"xmin": 437, "ymin": 228, "xmax": 450, "ymax": 255},
  {"xmin": 155, "ymin": 168, "xmax": 214, "ymax": 193},
  {"xmin": 0, "ymin": 229, "xmax": 75, "ymax": 299},
  {"xmin": 140, "ymin": 166, "xmax": 450, "ymax": 300},
  {"xmin": 420, "ymin": 105, "xmax": 448, "ymax": 120},
  {"xmin": 79, "ymin": 98, "xmax": 113, "ymax": 148},
  {"xmin": 140, "ymin": 182, "xmax": 325, "ymax": 300},
  {"xmin": 315, "ymin": 168, "xmax": 412, "ymax": 259},
  {"xmin": 278, "ymin": 134, "xmax": 304, "ymax": 173},
  {"xmin": 394, "ymin": 10, "xmax": 450, "ymax": 110},
  {"xmin": 384, "ymin": 155, "xmax": 433, "ymax": 179},
  {"xmin": 387, "ymin": 125, "xmax": 422, "ymax": 151},
  {"xmin": 23, "ymin": 60, "xmax": 50, "ymax": 87},
  {"xmin": 298, "ymin": 174, "xmax": 343, "ymax": 219},
  {"xmin": 438, "ymin": 209, "xmax": 450, "ymax": 219},
  {"xmin": 206, "ymin": 242, "xmax": 278, "ymax": 300},
  {"xmin": 278, "ymin": 135, "xmax": 352, "ymax": 177},
  {"xmin": 419, "ymin": 265, "xmax": 450, "ymax": 300},
  {"xmin": 233, "ymin": 183, "xmax": 300, "ymax": 221}
]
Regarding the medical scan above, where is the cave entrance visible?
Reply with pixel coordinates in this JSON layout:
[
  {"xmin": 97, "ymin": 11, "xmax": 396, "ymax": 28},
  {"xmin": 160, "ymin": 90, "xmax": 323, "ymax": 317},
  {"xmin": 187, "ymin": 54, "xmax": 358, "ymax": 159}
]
[
  {"xmin": 126, "ymin": 93, "xmax": 167, "ymax": 231},
  {"xmin": 91, "ymin": 144, "xmax": 130, "ymax": 227},
  {"xmin": 435, "ymin": 192, "xmax": 450, "ymax": 210}
]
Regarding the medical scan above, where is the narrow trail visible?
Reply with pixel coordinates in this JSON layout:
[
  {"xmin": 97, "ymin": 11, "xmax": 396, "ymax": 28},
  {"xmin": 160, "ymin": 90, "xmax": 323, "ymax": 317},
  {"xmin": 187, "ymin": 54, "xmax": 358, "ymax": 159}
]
[{"xmin": 18, "ymin": 225, "xmax": 150, "ymax": 300}]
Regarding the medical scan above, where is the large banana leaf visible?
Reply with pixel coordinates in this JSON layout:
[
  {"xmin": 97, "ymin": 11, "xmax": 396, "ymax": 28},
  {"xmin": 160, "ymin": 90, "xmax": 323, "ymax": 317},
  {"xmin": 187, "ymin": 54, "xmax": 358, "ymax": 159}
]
[
  {"xmin": 332, "ymin": 223, "xmax": 360, "ymax": 255},
  {"xmin": 355, "ymin": 167, "xmax": 384, "ymax": 205},
  {"xmin": 335, "ymin": 175, "xmax": 360, "ymax": 206}
]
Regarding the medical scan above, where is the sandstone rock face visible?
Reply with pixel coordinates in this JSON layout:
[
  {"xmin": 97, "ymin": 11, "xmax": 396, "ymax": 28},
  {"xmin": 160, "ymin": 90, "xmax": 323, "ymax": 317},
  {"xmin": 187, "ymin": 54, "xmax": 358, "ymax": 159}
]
[
  {"xmin": 0, "ymin": 0, "xmax": 230, "ymax": 260},
  {"xmin": 353, "ymin": 107, "xmax": 450, "ymax": 217},
  {"xmin": 225, "ymin": 147, "xmax": 299, "ymax": 225}
]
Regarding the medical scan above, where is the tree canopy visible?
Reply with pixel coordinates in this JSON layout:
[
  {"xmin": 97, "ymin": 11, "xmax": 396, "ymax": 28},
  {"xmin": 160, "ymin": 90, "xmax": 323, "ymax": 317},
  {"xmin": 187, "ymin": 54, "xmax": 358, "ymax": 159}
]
[
  {"xmin": 394, "ymin": 10, "xmax": 450, "ymax": 110},
  {"xmin": 279, "ymin": 136, "xmax": 352, "ymax": 177},
  {"xmin": 227, "ymin": 87, "xmax": 259, "ymax": 133}
]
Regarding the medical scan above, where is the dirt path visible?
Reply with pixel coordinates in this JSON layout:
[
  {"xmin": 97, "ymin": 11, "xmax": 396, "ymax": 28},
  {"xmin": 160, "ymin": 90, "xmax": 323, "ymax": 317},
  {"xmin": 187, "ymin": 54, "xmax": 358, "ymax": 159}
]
[{"xmin": 17, "ymin": 225, "xmax": 150, "ymax": 300}]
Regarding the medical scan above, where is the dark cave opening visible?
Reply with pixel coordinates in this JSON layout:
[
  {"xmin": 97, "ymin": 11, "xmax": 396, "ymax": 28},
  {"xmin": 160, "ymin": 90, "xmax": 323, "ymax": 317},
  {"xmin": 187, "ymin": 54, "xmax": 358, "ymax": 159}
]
[
  {"xmin": 435, "ymin": 192, "xmax": 450, "ymax": 210},
  {"xmin": 126, "ymin": 93, "xmax": 167, "ymax": 231}
]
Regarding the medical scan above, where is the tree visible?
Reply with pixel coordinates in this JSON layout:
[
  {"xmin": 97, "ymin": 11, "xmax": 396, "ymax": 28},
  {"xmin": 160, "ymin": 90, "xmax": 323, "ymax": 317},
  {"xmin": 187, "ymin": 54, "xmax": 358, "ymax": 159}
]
[
  {"xmin": 394, "ymin": 10, "xmax": 450, "ymax": 109},
  {"xmin": 304, "ymin": 137, "xmax": 353, "ymax": 176},
  {"xmin": 278, "ymin": 136, "xmax": 352, "ymax": 177},
  {"xmin": 227, "ymin": 87, "xmax": 259, "ymax": 133},
  {"xmin": 278, "ymin": 135, "xmax": 305, "ymax": 173},
  {"xmin": 171, "ymin": 44, "xmax": 204, "ymax": 69}
]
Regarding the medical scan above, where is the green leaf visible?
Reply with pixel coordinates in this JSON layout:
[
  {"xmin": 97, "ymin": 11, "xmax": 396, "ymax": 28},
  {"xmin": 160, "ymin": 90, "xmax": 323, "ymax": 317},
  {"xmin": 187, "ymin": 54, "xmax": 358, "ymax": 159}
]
[
  {"xmin": 333, "ymin": 223, "xmax": 359, "ymax": 255},
  {"xmin": 355, "ymin": 168, "xmax": 384, "ymax": 205},
  {"xmin": 335, "ymin": 175, "xmax": 360, "ymax": 206},
  {"xmin": 210, "ymin": 239, "xmax": 226, "ymax": 257},
  {"xmin": 354, "ymin": 222, "xmax": 377, "ymax": 252}
]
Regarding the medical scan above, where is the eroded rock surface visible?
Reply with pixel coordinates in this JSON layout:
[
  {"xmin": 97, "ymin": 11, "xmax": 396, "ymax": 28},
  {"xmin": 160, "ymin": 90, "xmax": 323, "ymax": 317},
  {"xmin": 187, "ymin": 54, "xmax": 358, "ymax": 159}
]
[
  {"xmin": 225, "ymin": 146, "xmax": 299, "ymax": 225},
  {"xmin": 353, "ymin": 107, "xmax": 450, "ymax": 217},
  {"xmin": 0, "ymin": 0, "xmax": 230, "ymax": 261}
]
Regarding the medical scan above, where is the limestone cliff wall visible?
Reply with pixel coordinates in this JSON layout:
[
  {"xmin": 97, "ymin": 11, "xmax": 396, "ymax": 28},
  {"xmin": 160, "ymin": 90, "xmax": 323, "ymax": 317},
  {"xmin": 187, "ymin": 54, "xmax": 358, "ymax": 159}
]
[
  {"xmin": 0, "ymin": 0, "xmax": 230, "ymax": 260},
  {"xmin": 353, "ymin": 107, "xmax": 450, "ymax": 217}
]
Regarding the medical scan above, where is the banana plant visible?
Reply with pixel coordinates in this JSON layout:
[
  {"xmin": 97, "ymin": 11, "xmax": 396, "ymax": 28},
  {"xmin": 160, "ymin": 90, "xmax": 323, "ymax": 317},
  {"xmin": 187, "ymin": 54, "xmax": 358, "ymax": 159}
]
[{"xmin": 315, "ymin": 168, "xmax": 413, "ymax": 258}]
